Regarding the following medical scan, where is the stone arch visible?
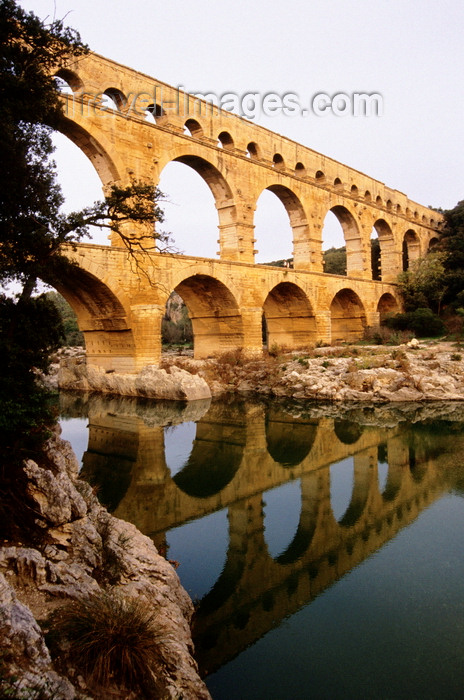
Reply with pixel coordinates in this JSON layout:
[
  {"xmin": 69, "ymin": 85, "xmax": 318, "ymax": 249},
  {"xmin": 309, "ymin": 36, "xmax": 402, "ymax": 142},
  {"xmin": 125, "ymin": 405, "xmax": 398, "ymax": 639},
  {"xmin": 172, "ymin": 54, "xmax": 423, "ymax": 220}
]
[
  {"xmin": 217, "ymin": 131, "xmax": 234, "ymax": 150},
  {"xmin": 184, "ymin": 119, "xmax": 203, "ymax": 137},
  {"xmin": 257, "ymin": 184, "xmax": 310, "ymax": 269},
  {"xmin": 48, "ymin": 265, "xmax": 135, "ymax": 372},
  {"xmin": 373, "ymin": 219, "xmax": 395, "ymax": 281},
  {"xmin": 145, "ymin": 102, "xmax": 166, "ymax": 123},
  {"xmin": 351, "ymin": 184, "xmax": 359, "ymax": 197},
  {"xmin": 334, "ymin": 177, "xmax": 343, "ymax": 191},
  {"xmin": 295, "ymin": 162, "xmax": 306, "ymax": 176},
  {"xmin": 327, "ymin": 205, "xmax": 364, "ymax": 277},
  {"xmin": 263, "ymin": 282, "xmax": 316, "ymax": 349},
  {"xmin": 403, "ymin": 229, "xmax": 420, "ymax": 270},
  {"xmin": 246, "ymin": 141, "xmax": 260, "ymax": 159},
  {"xmin": 173, "ymin": 274, "xmax": 243, "ymax": 358},
  {"xmin": 377, "ymin": 292, "xmax": 400, "ymax": 321},
  {"xmin": 56, "ymin": 116, "xmax": 120, "ymax": 186},
  {"xmin": 163, "ymin": 153, "xmax": 237, "ymax": 258},
  {"xmin": 428, "ymin": 236, "xmax": 440, "ymax": 251},
  {"xmin": 103, "ymin": 87, "xmax": 126, "ymax": 111},
  {"xmin": 54, "ymin": 67, "xmax": 84, "ymax": 92},
  {"xmin": 330, "ymin": 288, "xmax": 367, "ymax": 342},
  {"xmin": 315, "ymin": 170, "xmax": 325, "ymax": 182},
  {"xmin": 273, "ymin": 153, "xmax": 285, "ymax": 170}
]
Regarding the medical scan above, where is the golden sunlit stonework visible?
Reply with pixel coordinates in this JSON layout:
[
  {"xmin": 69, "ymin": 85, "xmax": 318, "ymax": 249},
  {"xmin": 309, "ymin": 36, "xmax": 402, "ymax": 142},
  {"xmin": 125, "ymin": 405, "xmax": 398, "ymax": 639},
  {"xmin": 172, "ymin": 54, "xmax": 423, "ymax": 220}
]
[{"xmin": 54, "ymin": 52, "xmax": 442, "ymax": 372}]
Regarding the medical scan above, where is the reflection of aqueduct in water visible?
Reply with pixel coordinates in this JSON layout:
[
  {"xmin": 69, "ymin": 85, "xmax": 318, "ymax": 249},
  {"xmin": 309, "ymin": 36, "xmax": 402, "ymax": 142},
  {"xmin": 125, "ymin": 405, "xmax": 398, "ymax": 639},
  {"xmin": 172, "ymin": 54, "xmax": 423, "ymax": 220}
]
[
  {"xmin": 48, "ymin": 52, "xmax": 442, "ymax": 371},
  {"xmin": 73, "ymin": 396, "xmax": 459, "ymax": 676}
]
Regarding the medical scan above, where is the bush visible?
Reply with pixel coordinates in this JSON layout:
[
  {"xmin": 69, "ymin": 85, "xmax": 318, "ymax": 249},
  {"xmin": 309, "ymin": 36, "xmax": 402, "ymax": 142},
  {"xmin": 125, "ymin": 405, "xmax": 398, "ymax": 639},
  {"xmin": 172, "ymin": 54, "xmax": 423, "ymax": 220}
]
[
  {"xmin": 50, "ymin": 590, "xmax": 162, "ymax": 696},
  {"xmin": 382, "ymin": 308, "xmax": 445, "ymax": 338}
]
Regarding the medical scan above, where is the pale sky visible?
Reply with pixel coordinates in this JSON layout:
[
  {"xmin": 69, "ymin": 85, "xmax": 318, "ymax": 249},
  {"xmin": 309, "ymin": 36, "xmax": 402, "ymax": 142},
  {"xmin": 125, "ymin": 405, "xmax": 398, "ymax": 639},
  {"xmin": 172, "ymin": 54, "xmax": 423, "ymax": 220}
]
[{"xmin": 19, "ymin": 0, "xmax": 464, "ymax": 261}]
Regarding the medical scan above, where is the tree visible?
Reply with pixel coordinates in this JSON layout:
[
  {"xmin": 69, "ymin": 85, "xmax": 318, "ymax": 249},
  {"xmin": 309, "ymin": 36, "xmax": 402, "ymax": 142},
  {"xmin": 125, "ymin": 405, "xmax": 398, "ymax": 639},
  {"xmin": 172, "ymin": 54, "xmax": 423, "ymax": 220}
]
[
  {"xmin": 323, "ymin": 246, "xmax": 346, "ymax": 275},
  {"xmin": 0, "ymin": 0, "xmax": 169, "ymax": 467},
  {"xmin": 396, "ymin": 251, "xmax": 447, "ymax": 314},
  {"xmin": 439, "ymin": 200, "xmax": 464, "ymax": 306}
]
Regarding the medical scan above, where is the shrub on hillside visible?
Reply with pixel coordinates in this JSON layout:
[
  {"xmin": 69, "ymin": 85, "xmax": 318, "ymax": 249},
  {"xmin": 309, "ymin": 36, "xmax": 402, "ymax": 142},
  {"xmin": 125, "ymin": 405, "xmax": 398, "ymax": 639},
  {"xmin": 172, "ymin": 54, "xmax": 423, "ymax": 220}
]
[{"xmin": 382, "ymin": 308, "xmax": 445, "ymax": 338}]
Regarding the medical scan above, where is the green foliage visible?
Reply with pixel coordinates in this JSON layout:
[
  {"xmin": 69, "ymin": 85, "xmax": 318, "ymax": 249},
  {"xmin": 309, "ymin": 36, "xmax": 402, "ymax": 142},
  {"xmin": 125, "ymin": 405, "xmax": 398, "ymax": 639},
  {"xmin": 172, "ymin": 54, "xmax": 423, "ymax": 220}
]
[
  {"xmin": 0, "ymin": 2, "xmax": 169, "ymax": 466},
  {"xmin": 0, "ymin": 294, "xmax": 63, "ymax": 455},
  {"xmin": 396, "ymin": 251, "xmax": 447, "ymax": 313},
  {"xmin": 161, "ymin": 303, "xmax": 193, "ymax": 346},
  {"xmin": 323, "ymin": 246, "xmax": 346, "ymax": 275},
  {"xmin": 382, "ymin": 308, "xmax": 445, "ymax": 338},
  {"xmin": 50, "ymin": 590, "xmax": 162, "ymax": 696},
  {"xmin": 371, "ymin": 237, "xmax": 381, "ymax": 280},
  {"xmin": 439, "ymin": 200, "xmax": 464, "ymax": 305},
  {"xmin": 45, "ymin": 291, "xmax": 84, "ymax": 346}
]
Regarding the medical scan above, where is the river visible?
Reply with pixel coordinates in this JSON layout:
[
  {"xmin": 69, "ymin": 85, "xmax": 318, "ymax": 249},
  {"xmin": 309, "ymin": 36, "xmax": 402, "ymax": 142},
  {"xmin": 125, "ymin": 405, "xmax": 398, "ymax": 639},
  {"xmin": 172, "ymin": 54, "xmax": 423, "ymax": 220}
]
[{"xmin": 59, "ymin": 392, "xmax": 464, "ymax": 699}]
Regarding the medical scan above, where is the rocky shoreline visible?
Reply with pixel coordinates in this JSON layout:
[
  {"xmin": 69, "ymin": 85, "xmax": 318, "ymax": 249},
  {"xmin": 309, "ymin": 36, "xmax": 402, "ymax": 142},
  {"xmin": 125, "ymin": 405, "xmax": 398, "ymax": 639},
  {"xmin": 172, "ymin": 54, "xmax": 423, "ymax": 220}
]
[
  {"xmin": 5, "ymin": 339, "xmax": 464, "ymax": 697},
  {"xmin": 0, "ymin": 428, "xmax": 212, "ymax": 699},
  {"xmin": 55, "ymin": 340, "xmax": 464, "ymax": 404}
]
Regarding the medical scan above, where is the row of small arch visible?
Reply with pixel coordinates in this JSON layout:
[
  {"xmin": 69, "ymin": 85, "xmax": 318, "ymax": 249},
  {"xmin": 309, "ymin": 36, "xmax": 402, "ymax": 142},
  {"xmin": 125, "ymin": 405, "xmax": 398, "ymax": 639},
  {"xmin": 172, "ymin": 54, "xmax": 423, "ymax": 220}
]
[{"xmin": 54, "ymin": 69, "xmax": 439, "ymax": 229}]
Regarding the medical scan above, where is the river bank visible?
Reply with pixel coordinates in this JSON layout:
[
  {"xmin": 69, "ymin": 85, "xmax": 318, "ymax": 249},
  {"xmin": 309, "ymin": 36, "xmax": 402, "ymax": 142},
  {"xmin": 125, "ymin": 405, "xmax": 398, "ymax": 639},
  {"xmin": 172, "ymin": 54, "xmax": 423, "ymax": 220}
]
[
  {"xmin": 56, "ymin": 340, "xmax": 464, "ymax": 403},
  {"xmin": 0, "ymin": 426, "xmax": 212, "ymax": 699}
]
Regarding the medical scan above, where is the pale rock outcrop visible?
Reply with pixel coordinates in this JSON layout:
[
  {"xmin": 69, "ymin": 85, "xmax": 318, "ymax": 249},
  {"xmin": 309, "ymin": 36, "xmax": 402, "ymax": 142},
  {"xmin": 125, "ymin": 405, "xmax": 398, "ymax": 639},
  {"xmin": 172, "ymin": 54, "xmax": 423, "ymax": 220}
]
[
  {"xmin": 0, "ymin": 429, "xmax": 212, "ymax": 699},
  {"xmin": 59, "ymin": 357, "xmax": 211, "ymax": 401}
]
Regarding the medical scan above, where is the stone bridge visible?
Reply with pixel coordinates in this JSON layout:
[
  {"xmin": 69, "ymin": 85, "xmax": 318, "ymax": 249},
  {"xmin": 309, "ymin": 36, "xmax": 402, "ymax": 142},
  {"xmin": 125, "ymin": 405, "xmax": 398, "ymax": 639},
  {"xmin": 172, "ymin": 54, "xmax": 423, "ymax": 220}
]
[
  {"xmin": 71, "ymin": 396, "xmax": 457, "ymax": 675},
  {"xmin": 52, "ymin": 52, "xmax": 442, "ymax": 370}
]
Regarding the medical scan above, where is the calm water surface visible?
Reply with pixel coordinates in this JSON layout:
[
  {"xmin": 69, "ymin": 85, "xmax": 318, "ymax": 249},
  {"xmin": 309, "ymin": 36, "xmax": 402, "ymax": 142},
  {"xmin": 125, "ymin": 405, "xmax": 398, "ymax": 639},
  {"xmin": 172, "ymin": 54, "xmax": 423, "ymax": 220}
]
[{"xmin": 59, "ymin": 394, "xmax": 464, "ymax": 699}]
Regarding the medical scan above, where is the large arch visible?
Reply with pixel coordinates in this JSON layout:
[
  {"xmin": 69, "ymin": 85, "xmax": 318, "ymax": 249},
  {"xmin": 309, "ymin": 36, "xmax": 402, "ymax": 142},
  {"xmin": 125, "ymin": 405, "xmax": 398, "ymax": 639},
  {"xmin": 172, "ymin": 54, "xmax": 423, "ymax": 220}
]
[
  {"xmin": 403, "ymin": 229, "xmax": 421, "ymax": 270},
  {"xmin": 174, "ymin": 274, "xmax": 243, "ymax": 358},
  {"xmin": 372, "ymin": 219, "xmax": 396, "ymax": 281},
  {"xmin": 330, "ymin": 288, "xmax": 367, "ymax": 342},
  {"xmin": 326, "ymin": 205, "xmax": 364, "ymax": 277},
  {"xmin": 160, "ymin": 154, "xmax": 238, "ymax": 259},
  {"xmin": 263, "ymin": 282, "xmax": 316, "ymax": 349},
  {"xmin": 377, "ymin": 292, "xmax": 400, "ymax": 322},
  {"xmin": 258, "ymin": 184, "xmax": 310, "ymax": 269},
  {"xmin": 47, "ymin": 265, "xmax": 135, "ymax": 372},
  {"xmin": 57, "ymin": 114, "xmax": 121, "ymax": 185}
]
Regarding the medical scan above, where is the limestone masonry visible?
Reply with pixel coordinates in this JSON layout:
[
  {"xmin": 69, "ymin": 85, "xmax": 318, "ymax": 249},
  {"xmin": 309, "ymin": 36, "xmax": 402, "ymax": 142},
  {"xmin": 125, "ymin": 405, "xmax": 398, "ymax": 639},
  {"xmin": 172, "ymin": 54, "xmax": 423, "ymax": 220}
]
[{"xmin": 51, "ymin": 52, "xmax": 442, "ymax": 373}]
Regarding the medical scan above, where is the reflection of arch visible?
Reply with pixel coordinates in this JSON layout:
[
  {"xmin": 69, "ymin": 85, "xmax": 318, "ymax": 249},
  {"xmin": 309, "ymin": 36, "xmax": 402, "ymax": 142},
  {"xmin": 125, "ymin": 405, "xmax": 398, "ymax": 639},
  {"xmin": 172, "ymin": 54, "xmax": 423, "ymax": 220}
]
[
  {"xmin": 403, "ymin": 229, "xmax": 420, "ymax": 270},
  {"xmin": 328, "ymin": 205, "xmax": 363, "ymax": 276},
  {"xmin": 265, "ymin": 406, "xmax": 317, "ymax": 466},
  {"xmin": 377, "ymin": 292, "xmax": 400, "ymax": 321},
  {"xmin": 330, "ymin": 288, "xmax": 367, "ymax": 342},
  {"xmin": 267, "ymin": 471, "xmax": 322, "ymax": 566},
  {"xmin": 172, "ymin": 436, "xmax": 242, "ymax": 497},
  {"xmin": 57, "ymin": 115, "xmax": 120, "ymax": 185},
  {"xmin": 174, "ymin": 274, "xmax": 243, "ymax": 358},
  {"xmin": 334, "ymin": 419, "xmax": 364, "ymax": 445},
  {"xmin": 263, "ymin": 282, "xmax": 316, "ymax": 349}
]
